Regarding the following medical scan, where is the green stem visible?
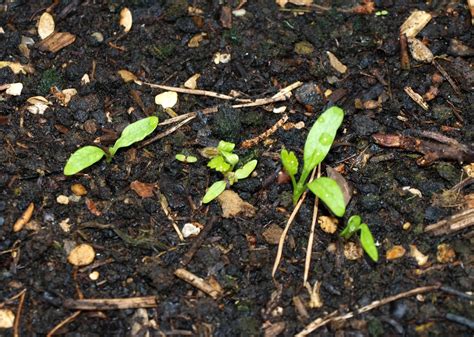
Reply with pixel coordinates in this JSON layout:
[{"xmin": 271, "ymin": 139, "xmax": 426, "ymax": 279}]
[{"xmin": 292, "ymin": 169, "xmax": 310, "ymax": 205}]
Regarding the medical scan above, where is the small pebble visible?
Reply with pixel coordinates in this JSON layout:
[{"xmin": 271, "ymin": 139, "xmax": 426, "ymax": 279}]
[
  {"xmin": 56, "ymin": 195, "xmax": 69, "ymax": 205},
  {"xmin": 71, "ymin": 183, "xmax": 87, "ymax": 196},
  {"xmin": 67, "ymin": 244, "xmax": 95, "ymax": 266},
  {"xmin": 89, "ymin": 271, "xmax": 100, "ymax": 280}
]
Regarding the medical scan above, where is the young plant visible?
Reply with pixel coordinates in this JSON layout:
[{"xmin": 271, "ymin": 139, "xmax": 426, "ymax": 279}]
[
  {"xmin": 281, "ymin": 106, "xmax": 345, "ymax": 215},
  {"xmin": 64, "ymin": 116, "xmax": 158, "ymax": 175},
  {"xmin": 340, "ymin": 215, "xmax": 379, "ymax": 262},
  {"xmin": 202, "ymin": 140, "xmax": 257, "ymax": 203},
  {"xmin": 175, "ymin": 153, "xmax": 197, "ymax": 163}
]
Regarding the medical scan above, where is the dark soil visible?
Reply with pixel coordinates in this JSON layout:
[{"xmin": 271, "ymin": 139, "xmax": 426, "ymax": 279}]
[{"xmin": 1, "ymin": 1, "xmax": 473, "ymax": 336}]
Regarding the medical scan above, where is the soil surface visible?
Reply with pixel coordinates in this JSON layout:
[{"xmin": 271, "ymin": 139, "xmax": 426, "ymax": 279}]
[{"xmin": 1, "ymin": 1, "xmax": 473, "ymax": 336}]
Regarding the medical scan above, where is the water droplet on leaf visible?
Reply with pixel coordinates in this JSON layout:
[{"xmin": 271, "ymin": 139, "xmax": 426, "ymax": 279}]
[{"xmin": 319, "ymin": 132, "xmax": 332, "ymax": 146}]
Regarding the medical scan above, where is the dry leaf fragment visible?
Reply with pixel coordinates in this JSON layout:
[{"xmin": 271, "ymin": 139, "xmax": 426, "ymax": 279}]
[
  {"xmin": 0, "ymin": 309, "xmax": 15, "ymax": 329},
  {"xmin": 318, "ymin": 216, "xmax": 338, "ymax": 234},
  {"xmin": 409, "ymin": 244, "xmax": 429, "ymax": 266},
  {"xmin": 155, "ymin": 91, "xmax": 178, "ymax": 109},
  {"xmin": 67, "ymin": 244, "xmax": 95, "ymax": 266},
  {"xmin": 37, "ymin": 31, "xmax": 76, "ymax": 53},
  {"xmin": 400, "ymin": 11, "xmax": 432, "ymax": 38},
  {"xmin": 26, "ymin": 96, "xmax": 51, "ymax": 114},
  {"xmin": 188, "ymin": 33, "xmax": 206, "ymax": 48},
  {"xmin": 130, "ymin": 180, "xmax": 155, "ymax": 198},
  {"xmin": 386, "ymin": 245, "xmax": 406, "ymax": 260},
  {"xmin": 13, "ymin": 202, "xmax": 34, "ymax": 232},
  {"xmin": 51, "ymin": 87, "xmax": 77, "ymax": 106},
  {"xmin": 344, "ymin": 242, "xmax": 363, "ymax": 260},
  {"xmin": 0, "ymin": 61, "xmax": 29, "ymax": 74},
  {"xmin": 408, "ymin": 38, "xmax": 433, "ymax": 63},
  {"xmin": 117, "ymin": 69, "xmax": 138, "ymax": 83},
  {"xmin": 436, "ymin": 243, "xmax": 455, "ymax": 263},
  {"xmin": 184, "ymin": 73, "xmax": 200, "ymax": 89},
  {"xmin": 213, "ymin": 52, "xmax": 231, "ymax": 64},
  {"xmin": 326, "ymin": 51, "xmax": 347, "ymax": 74},
  {"xmin": 217, "ymin": 190, "xmax": 256, "ymax": 218},
  {"xmin": 262, "ymin": 224, "xmax": 284, "ymax": 245},
  {"xmin": 85, "ymin": 198, "xmax": 101, "ymax": 216},
  {"xmin": 38, "ymin": 12, "xmax": 55, "ymax": 39},
  {"xmin": 120, "ymin": 8, "xmax": 133, "ymax": 33}
]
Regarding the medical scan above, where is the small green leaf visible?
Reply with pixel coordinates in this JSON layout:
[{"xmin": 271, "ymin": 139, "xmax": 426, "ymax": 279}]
[
  {"xmin": 220, "ymin": 150, "xmax": 239, "ymax": 166},
  {"xmin": 235, "ymin": 160, "xmax": 257, "ymax": 180},
  {"xmin": 186, "ymin": 155, "xmax": 197, "ymax": 163},
  {"xmin": 64, "ymin": 146, "xmax": 106, "ymax": 175},
  {"xmin": 208, "ymin": 155, "xmax": 231, "ymax": 172},
  {"xmin": 110, "ymin": 116, "xmax": 158, "ymax": 156},
  {"xmin": 281, "ymin": 149, "xmax": 298, "ymax": 177},
  {"xmin": 360, "ymin": 223, "xmax": 378, "ymax": 262},
  {"xmin": 176, "ymin": 154, "xmax": 198, "ymax": 163},
  {"xmin": 303, "ymin": 106, "xmax": 344, "ymax": 174},
  {"xmin": 175, "ymin": 154, "xmax": 186, "ymax": 162},
  {"xmin": 217, "ymin": 140, "xmax": 235, "ymax": 153},
  {"xmin": 202, "ymin": 180, "xmax": 226, "ymax": 203},
  {"xmin": 340, "ymin": 215, "xmax": 362, "ymax": 239},
  {"xmin": 307, "ymin": 177, "xmax": 346, "ymax": 217}
]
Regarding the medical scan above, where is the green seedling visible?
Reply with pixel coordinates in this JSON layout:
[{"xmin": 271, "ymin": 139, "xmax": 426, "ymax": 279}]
[
  {"xmin": 202, "ymin": 140, "xmax": 257, "ymax": 203},
  {"xmin": 175, "ymin": 153, "xmax": 197, "ymax": 163},
  {"xmin": 64, "ymin": 116, "xmax": 158, "ymax": 175},
  {"xmin": 340, "ymin": 215, "xmax": 379, "ymax": 262},
  {"xmin": 281, "ymin": 106, "xmax": 345, "ymax": 215}
]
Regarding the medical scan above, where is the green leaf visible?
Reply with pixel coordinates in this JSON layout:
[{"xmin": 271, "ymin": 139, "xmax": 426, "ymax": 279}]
[
  {"xmin": 176, "ymin": 154, "xmax": 197, "ymax": 163},
  {"xmin": 303, "ymin": 106, "xmax": 344, "ymax": 174},
  {"xmin": 235, "ymin": 160, "xmax": 257, "ymax": 180},
  {"xmin": 217, "ymin": 140, "xmax": 235, "ymax": 153},
  {"xmin": 64, "ymin": 146, "xmax": 106, "ymax": 175},
  {"xmin": 281, "ymin": 149, "xmax": 298, "ymax": 177},
  {"xmin": 340, "ymin": 215, "xmax": 362, "ymax": 239},
  {"xmin": 175, "ymin": 154, "xmax": 186, "ymax": 162},
  {"xmin": 360, "ymin": 223, "xmax": 378, "ymax": 262},
  {"xmin": 110, "ymin": 116, "xmax": 158, "ymax": 156},
  {"xmin": 307, "ymin": 177, "xmax": 346, "ymax": 217},
  {"xmin": 220, "ymin": 150, "xmax": 239, "ymax": 166},
  {"xmin": 186, "ymin": 155, "xmax": 197, "ymax": 163},
  {"xmin": 202, "ymin": 180, "xmax": 226, "ymax": 203},
  {"xmin": 208, "ymin": 155, "xmax": 231, "ymax": 173}
]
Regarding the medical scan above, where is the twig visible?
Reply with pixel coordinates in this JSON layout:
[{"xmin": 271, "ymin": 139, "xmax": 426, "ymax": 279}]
[
  {"xmin": 433, "ymin": 60, "xmax": 462, "ymax": 97},
  {"xmin": 241, "ymin": 114, "xmax": 288, "ymax": 149},
  {"xmin": 303, "ymin": 164, "xmax": 321, "ymax": 285},
  {"xmin": 46, "ymin": 311, "xmax": 81, "ymax": 337},
  {"xmin": 13, "ymin": 289, "xmax": 26, "ymax": 337},
  {"xmin": 181, "ymin": 216, "xmax": 218, "ymax": 266},
  {"xmin": 63, "ymin": 296, "xmax": 157, "ymax": 310},
  {"xmin": 174, "ymin": 268, "xmax": 223, "ymax": 299},
  {"xmin": 296, "ymin": 284, "xmax": 441, "ymax": 336},
  {"xmin": 157, "ymin": 190, "xmax": 184, "ymax": 241},
  {"xmin": 424, "ymin": 208, "xmax": 474, "ymax": 235},
  {"xmin": 272, "ymin": 168, "xmax": 317, "ymax": 278},
  {"xmin": 139, "ymin": 116, "xmax": 194, "ymax": 148}
]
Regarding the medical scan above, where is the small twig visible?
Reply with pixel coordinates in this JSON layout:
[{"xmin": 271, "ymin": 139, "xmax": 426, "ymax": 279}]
[
  {"xmin": 47, "ymin": 311, "xmax": 81, "ymax": 337},
  {"xmin": 303, "ymin": 164, "xmax": 321, "ymax": 285},
  {"xmin": 63, "ymin": 296, "xmax": 157, "ymax": 310},
  {"xmin": 272, "ymin": 168, "xmax": 317, "ymax": 278},
  {"xmin": 13, "ymin": 289, "xmax": 26, "ymax": 337},
  {"xmin": 424, "ymin": 208, "xmax": 474, "ymax": 235},
  {"xmin": 241, "ymin": 114, "xmax": 288, "ymax": 149},
  {"xmin": 296, "ymin": 284, "xmax": 441, "ymax": 336},
  {"xmin": 181, "ymin": 216, "xmax": 218, "ymax": 266},
  {"xmin": 157, "ymin": 190, "xmax": 184, "ymax": 241},
  {"xmin": 432, "ymin": 60, "xmax": 462, "ymax": 97},
  {"xmin": 139, "ymin": 116, "xmax": 194, "ymax": 148},
  {"xmin": 174, "ymin": 268, "xmax": 223, "ymax": 299}
]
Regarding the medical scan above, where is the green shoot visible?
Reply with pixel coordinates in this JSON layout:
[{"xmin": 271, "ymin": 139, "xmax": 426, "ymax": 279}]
[
  {"xmin": 175, "ymin": 153, "xmax": 197, "ymax": 163},
  {"xmin": 280, "ymin": 106, "xmax": 345, "ymax": 213},
  {"xmin": 64, "ymin": 116, "xmax": 158, "ymax": 175},
  {"xmin": 202, "ymin": 141, "xmax": 257, "ymax": 203},
  {"xmin": 340, "ymin": 215, "xmax": 378, "ymax": 262}
]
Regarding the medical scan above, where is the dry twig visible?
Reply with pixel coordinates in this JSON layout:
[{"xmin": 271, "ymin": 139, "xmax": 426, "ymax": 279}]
[
  {"xmin": 47, "ymin": 311, "xmax": 81, "ymax": 337},
  {"xmin": 174, "ymin": 268, "xmax": 223, "ymax": 299},
  {"xmin": 63, "ymin": 296, "xmax": 157, "ymax": 310},
  {"xmin": 424, "ymin": 208, "xmax": 474, "ymax": 235}
]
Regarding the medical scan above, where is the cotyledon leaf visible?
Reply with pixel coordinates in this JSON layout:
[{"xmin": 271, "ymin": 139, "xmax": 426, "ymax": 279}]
[
  {"xmin": 64, "ymin": 146, "xmax": 106, "ymax": 175},
  {"xmin": 307, "ymin": 177, "xmax": 346, "ymax": 217},
  {"xmin": 110, "ymin": 116, "xmax": 158, "ymax": 156}
]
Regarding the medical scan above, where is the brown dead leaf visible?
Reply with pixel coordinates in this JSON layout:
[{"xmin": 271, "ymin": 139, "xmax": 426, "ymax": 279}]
[
  {"xmin": 400, "ymin": 10, "xmax": 432, "ymax": 38},
  {"xmin": 217, "ymin": 190, "xmax": 256, "ymax": 218},
  {"xmin": 327, "ymin": 51, "xmax": 347, "ymax": 74},
  {"xmin": 220, "ymin": 6, "xmax": 232, "ymax": 29},
  {"xmin": 13, "ymin": 202, "xmax": 34, "ymax": 232},
  {"xmin": 85, "ymin": 198, "xmax": 101, "ymax": 216},
  {"xmin": 262, "ymin": 224, "xmax": 284, "ymax": 245},
  {"xmin": 117, "ymin": 69, "xmax": 138, "ymax": 83},
  {"xmin": 326, "ymin": 166, "xmax": 352, "ymax": 206},
  {"xmin": 130, "ymin": 180, "xmax": 155, "ymax": 198},
  {"xmin": 188, "ymin": 33, "xmax": 206, "ymax": 48}
]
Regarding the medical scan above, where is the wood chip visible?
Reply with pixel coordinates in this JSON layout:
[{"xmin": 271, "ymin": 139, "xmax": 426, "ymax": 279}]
[
  {"xmin": 13, "ymin": 202, "xmax": 34, "ymax": 232},
  {"xmin": 130, "ymin": 180, "xmax": 155, "ymax": 198},
  {"xmin": 119, "ymin": 7, "xmax": 133, "ymax": 33},
  {"xmin": 67, "ymin": 244, "xmax": 95, "ymax": 266},
  {"xmin": 326, "ymin": 51, "xmax": 347, "ymax": 74},
  {"xmin": 400, "ymin": 10, "xmax": 432, "ymax": 38},
  {"xmin": 38, "ymin": 12, "xmax": 55, "ymax": 39},
  {"xmin": 5, "ymin": 82, "xmax": 23, "ymax": 96},
  {"xmin": 37, "ymin": 31, "xmax": 76, "ymax": 53},
  {"xmin": 404, "ymin": 86, "xmax": 429, "ymax": 110}
]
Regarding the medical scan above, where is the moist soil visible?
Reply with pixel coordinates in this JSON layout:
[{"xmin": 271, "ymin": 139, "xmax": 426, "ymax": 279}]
[{"xmin": 1, "ymin": 1, "xmax": 473, "ymax": 336}]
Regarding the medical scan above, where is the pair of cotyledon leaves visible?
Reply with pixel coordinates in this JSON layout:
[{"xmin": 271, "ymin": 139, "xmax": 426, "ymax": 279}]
[{"xmin": 64, "ymin": 116, "xmax": 159, "ymax": 175}]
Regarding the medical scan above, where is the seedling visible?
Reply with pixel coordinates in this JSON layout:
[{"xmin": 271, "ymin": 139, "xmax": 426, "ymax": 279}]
[
  {"xmin": 340, "ymin": 215, "xmax": 379, "ymax": 262},
  {"xmin": 175, "ymin": 153, "xmax": 197, "ymax": 163},
  {"xmin": 64, "ymin": 116, "xmax": 158, "ymax": 175},
  {"xmin": 281, "ymin": 106, "xmax": 345, "ymax": 215},
  {"xmin": 202, "ymin": 140, "xmax": 257, "ymax": 203}
]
